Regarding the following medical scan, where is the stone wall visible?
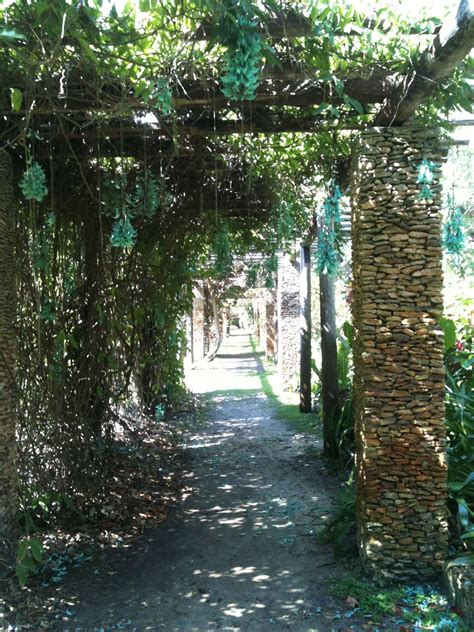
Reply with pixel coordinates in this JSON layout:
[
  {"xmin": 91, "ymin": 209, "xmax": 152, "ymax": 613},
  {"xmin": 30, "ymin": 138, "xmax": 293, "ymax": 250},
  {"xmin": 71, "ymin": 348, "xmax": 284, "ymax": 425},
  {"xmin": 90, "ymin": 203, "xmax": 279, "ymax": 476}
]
[
  {"xmin": 0, "ymin": 150, "xmax": 18, "ymax": 574},
  {"xmin": 351, "ymin": 127, "xmax": 449, "ymax": 580},
  {"xmin": 266, "ymin": 290, "xmax": 277, "ymax": 361},
  {"xmin": 277, "ymin": 252, "xmax": 300, "ymax": 391}
]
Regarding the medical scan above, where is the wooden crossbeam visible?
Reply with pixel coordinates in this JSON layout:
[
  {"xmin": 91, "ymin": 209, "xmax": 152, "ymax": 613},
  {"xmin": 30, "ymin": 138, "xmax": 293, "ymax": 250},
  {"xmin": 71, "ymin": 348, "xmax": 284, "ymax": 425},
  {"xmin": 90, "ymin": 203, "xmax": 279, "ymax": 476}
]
[
  {"xmin": 0, "ymin": 72, "xmax": 394, "ymax": 116},
  {"xmin": 374, "ymin": 0, "xmax": 474, "ymax": 126},
  {"xmin": 195, "ymin": 11, "xmax": 441, "ymax": 40}
]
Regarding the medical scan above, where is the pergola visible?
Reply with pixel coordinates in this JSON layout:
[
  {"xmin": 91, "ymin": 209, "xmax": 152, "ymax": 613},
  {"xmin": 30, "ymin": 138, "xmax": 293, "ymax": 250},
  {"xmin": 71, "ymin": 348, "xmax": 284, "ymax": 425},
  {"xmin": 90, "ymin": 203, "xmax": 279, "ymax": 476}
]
[{"xmin": 0, "ymin": 0, "xmax": 473, "ymax": 581}]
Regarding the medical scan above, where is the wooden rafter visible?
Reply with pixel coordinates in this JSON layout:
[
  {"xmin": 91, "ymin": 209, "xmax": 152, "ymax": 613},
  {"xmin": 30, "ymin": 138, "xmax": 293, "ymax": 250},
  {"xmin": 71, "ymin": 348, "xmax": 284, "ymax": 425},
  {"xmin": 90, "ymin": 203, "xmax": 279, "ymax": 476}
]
[
  {"xmin": 195, "ymin": 11, "xmax": 441, "ymax": 40},
  {"xmin": 374, "ymin": 0, "xmax": 474, "ymax": 126}
]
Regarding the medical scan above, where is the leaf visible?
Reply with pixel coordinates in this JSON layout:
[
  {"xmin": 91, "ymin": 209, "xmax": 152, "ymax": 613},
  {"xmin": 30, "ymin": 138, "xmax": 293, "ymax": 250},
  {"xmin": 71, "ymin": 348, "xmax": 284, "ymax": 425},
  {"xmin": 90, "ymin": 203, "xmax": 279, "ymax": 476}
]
[
  {"xmin": 448, "ymin": 472, "xmax": 474, "ymax": 492},
  {"xmin": 10, "ymin": 88, "xmax": 22, "ymax": 112},
  {"xmin": 446, "ymin": 553, "xmax": 474, "ymax": 568},
  {"xmin": 346, "ymin": 96, "xmax": 364, "ymax": 114},
  {"xmin": 342, "ymin": 321, "xmax": 353, "ymax": 347},
  {"xmin": 16, "ymin": 561, "xmax": 28, "ymax": 587},
  {"xmin": 439, "ymin": 317, "xmax": 456, "ymax": 352},
  {"xmin": 457, "ymin": 498, "xmax": 471, "ymax": 529},
  {"xmin": 0, "ymin": 30, "xmax": 26, "ymax": 42},
  {"xmin": 17, "ymin": 540, "xmax": 29, "ymax": 561},
  {"xmin": 30, "ymin": 537, "xmax": 43, "ymax": 563}
]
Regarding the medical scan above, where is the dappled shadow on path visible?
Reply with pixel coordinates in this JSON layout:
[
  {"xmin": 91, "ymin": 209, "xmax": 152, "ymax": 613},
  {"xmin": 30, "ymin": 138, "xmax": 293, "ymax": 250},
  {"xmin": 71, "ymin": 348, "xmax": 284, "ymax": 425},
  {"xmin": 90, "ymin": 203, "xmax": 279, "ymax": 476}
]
[{"xmin": 53, "ymin": 332, "xmax": 345, "ymax": 631}]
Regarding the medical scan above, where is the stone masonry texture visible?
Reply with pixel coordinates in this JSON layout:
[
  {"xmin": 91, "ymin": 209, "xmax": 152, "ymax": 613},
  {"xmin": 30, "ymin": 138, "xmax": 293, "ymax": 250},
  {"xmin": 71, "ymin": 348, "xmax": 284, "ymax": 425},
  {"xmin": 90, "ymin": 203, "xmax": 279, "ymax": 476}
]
[
  {"xmin": 277, "ymin": 252, "xmax": 300, "ymax": 391},
  {"xmin": 192, "ymin": 286, "xmax": 205, "ymax": 363},
  {"xmin": 351, "ymin": 128, "xmax": 449, "ymax": 581}
]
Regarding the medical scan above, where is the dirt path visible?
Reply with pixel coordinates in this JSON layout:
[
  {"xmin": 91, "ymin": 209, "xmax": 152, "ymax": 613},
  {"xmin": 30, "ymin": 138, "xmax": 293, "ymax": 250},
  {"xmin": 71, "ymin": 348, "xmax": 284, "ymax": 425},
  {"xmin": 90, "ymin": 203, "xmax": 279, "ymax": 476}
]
[{"xmin": 52, "ymin": 332, "xmax": 354, "ymax": 631}]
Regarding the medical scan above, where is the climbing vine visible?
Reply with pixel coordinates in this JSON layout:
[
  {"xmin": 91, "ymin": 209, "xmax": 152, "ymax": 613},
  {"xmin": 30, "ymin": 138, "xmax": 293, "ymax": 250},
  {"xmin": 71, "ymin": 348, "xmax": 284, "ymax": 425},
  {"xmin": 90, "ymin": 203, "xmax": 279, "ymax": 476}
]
[{"xmin": 316, "ymin": 183, "xmax": 344, "ymax": 277}]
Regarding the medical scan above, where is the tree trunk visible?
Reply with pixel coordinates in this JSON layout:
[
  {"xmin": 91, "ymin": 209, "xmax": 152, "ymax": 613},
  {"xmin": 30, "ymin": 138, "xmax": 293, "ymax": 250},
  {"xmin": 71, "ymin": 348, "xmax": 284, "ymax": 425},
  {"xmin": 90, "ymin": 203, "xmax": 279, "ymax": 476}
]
[
  {"xmin": 0, "ymin": 149, "xmax": 18, "ymax": 574},
  {"xmin": 320, "ymin": 271, "xmax": 339, "ymax": 457},
  {"xmin": 300, "ymin": 244, "xmax": 312, "ymax": 412}
]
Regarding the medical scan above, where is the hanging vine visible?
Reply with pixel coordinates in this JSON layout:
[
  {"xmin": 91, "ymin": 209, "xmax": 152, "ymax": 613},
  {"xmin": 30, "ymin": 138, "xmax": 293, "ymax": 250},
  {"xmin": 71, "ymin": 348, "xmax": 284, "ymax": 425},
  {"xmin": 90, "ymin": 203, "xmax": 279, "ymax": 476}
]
[
  {"xmin": 316, "ymin": 183, "xmax": 344, "ymax": 277},
  {"xmin": 213, "ymin": 221, "xmax": 234, "ymax": 276}
]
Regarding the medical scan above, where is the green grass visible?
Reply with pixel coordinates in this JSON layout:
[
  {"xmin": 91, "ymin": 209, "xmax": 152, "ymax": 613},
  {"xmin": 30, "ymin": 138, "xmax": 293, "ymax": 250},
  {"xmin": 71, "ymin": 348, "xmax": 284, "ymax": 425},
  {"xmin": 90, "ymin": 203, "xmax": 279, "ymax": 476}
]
[
  {"xmin": 249, "ymin": 336, "xmax": 320, "ymax": 434},
  {"xmin": 203, "ymin": 388, "xmax": 261, "ymax": 400}
]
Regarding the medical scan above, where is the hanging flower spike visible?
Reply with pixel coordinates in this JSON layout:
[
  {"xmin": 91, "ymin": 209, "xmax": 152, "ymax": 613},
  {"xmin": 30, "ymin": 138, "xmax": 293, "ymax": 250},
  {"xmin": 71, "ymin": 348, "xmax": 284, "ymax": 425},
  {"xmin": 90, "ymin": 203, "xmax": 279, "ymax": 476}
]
[
  {"xmin": 110, "ymin": 209, "xmax": 137, "ymax": 249},
  {"xmin": 221, "ymin": 16, "xmax": 262, "ymax": 101},
  {"xmin": 443, "ymin": 194, "xmax": 466, "ymax": 273},
  {"xmin": 416, "ymin": 159, "xmax": 437, "ymax": 201},
  {"xmin": 152, "ymin": 78, "xmax": 173, "ymax": 116},
  {"xmin": 20, "ymin": 159, "xmax": 48, "ymax": 202}
]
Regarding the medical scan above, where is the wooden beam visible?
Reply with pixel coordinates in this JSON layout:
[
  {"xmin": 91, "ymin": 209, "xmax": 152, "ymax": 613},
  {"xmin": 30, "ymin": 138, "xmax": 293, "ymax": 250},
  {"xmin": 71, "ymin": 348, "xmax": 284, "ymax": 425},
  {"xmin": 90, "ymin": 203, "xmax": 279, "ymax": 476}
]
[
  {"xmin": 195, "ymin": 12, "xmax": 441, "ymax": 41},
  {"xmin": 374, "ymin": 0, "xmax": 474, "ymax": 126},
  {"xmin": 1, "ymin": 73, "xmax": 394, "ymax": 117}
]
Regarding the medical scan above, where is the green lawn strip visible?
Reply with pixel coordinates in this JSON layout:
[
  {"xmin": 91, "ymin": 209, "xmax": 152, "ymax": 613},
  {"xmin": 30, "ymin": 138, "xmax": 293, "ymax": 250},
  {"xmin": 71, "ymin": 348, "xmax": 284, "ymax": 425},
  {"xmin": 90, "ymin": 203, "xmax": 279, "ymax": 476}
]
[
  {"xmin": 249, "ymin": 335, "xmax": 319, "ymax": 433},
  {"xmin": 203, "ymin": 388, "xmax": 261, "ymax": 400}
]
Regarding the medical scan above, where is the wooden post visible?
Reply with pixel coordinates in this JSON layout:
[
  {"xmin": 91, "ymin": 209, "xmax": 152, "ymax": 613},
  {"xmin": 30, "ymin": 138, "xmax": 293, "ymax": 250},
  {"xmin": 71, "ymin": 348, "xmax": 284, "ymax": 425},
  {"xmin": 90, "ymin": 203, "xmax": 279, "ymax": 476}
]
[
  {"xmin": 300, "ymin": 244, "xmax": 312, "ymax": 412},
  {"xmin": 0, "ymin": 149, "xmax": 18, "ymax": 573},
  {"xmin": 320, "ymin": 271, "xmax": 339, "ymax": 456}
]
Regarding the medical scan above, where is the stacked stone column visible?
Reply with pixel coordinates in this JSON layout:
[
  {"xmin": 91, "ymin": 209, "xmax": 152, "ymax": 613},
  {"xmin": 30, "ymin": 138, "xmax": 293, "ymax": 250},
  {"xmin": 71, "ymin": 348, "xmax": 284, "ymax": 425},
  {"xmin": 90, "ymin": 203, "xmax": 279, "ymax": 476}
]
[
  {"xmin": 277, "ymin": 252, "xmax": 300, "ymax": 390},
  {"xmin": 351, "ymin": 128, "xmax": 448, "ymax": 580},
  {"xmin": 265, "ymin": 290, "xmax": 277, "ymax": 361},
  {"xmin": 0, "ymin": 150, "xmax": 18, "ymax": 572}
]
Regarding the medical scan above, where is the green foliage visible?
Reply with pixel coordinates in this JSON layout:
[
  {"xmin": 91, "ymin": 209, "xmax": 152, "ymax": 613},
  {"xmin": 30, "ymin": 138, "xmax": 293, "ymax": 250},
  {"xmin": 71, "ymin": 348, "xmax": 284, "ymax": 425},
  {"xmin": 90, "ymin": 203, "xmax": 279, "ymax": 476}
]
[
  {"xmin": 246, "ymin": 264, "xmax": 258, "ymax": 288},
  {"xmin": 316, "ymin": 183, "xmax": 344, "ymax": 277},
  {"xmin": 19, "ymin": 159, "xmax": 48, "ymax": 202},
  {"xmin": 263, "ymin": 252, "xmax": 278, "ymax": 288},
  {"xmin": 439, "ymin": 316, "xmax": 457, "ymax": 353},
  {"xmin": 444, "ymin": 323, "xmax": 474, "ymax": 557},
  {"xmin": 221, "ymin": 15, "xmax": 261, "ymax": 101},
  {"xmin": 16, "ymin": 537, "xmax": 44, "ymax": 587},
  {"xmin": 330, "ymin": 576, "xmax": 467, "ymax": 630},
  {"xmin": 10, "ymin": 87, "xmax": 22, "ymax": 111},
  {"xmin": 213, "ymin": 221, "xmax": 233, "ymax": 276},
  {"xmin": 152, "ymin": 77, "xmax": 173, "ymax": 116},
  {"xmin": 319, "ymin": 481, "xmax": 357, "ymax": 555}
]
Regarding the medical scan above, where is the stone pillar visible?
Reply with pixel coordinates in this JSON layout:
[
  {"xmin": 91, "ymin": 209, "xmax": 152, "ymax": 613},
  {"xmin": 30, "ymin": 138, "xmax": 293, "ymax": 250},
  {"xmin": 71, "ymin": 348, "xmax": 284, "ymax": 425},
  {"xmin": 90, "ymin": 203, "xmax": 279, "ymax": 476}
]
[
  {"xmin": 265, "ymin": 290, "xmax": 276, "ymax": 361},
  {"xmin": 0, "ymin": 149, "xmax": 18, "ymax": 573},
  {"xmin": 351, "ymin": 127, "xmax": 448, "ymax": 580},
  {"xmin": 300, "ymin": 244, "xmax": 312, "ymax": 412},
  {"xmin": 277, "ymin": 252, "xmax": 300, "ymax": 390},
  {"xmin": 258, "ymin": 291, "xmax": 267, "ymax": 350},
  {"xmin": 191, "ymin": 285, "xmax": 205, "ymax": 363}
]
